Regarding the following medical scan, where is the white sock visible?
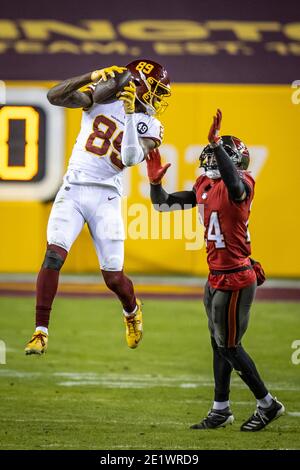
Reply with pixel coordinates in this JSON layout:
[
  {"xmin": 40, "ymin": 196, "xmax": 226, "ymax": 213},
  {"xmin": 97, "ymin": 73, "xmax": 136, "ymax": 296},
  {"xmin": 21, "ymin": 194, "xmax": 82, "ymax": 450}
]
[
  {"xmin": 123, "ymin": 305, "xmax": 138, "ymax": 317},
  {"xmin": 213, "ymin": 400, "xmax": 230, "ymax": 410},
  {"xmin": 35, "ymin": 326, "xmax": 48, "ymax": 335},
  {"xmin": 257, "ymin": 393, "xmax": 273, "ymax": 408}
]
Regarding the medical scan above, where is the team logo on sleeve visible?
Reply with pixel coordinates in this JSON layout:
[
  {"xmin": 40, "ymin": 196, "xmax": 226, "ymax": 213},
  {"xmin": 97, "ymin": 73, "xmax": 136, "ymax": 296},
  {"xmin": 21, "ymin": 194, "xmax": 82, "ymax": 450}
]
[{"xmin": 137, "ymin": 122, "xmax": 148, "ymax": 134}]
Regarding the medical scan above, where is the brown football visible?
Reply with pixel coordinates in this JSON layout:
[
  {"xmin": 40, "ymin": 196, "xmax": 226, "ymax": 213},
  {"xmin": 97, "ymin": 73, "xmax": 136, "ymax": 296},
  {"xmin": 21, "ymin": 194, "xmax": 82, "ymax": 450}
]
[{"xmin": 92, "ymin": 69, "xmax": 132, "ymax": 104}]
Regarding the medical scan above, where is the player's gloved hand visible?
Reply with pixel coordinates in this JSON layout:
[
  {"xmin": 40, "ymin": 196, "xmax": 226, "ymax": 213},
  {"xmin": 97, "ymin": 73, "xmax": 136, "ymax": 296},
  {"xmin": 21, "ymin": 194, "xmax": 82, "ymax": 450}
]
[
  {"xmin": 91, "ymin": 66, "xmax": 127, "ymax": 83},
  {"xmin": 118, "ymin": 81, "xmax": 136, "ymax": 114},
  {"xmin": 146, "ymin": 148, "xmax": 171, "ymax": 185},
  {"xmin": 208, "ymin": 108, "xmax": 222, "ymax": 145}
]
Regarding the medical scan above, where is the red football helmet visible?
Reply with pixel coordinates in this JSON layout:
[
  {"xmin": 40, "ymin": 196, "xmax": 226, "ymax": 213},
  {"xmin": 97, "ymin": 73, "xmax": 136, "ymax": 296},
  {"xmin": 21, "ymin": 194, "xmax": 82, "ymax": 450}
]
[
  {"xmin": 200, "ymin": 136, "xmax": 250, "ymax": 179},
  {"xmin": 126, "ymin": 59, "xmax": 171, "ymax": 116}
]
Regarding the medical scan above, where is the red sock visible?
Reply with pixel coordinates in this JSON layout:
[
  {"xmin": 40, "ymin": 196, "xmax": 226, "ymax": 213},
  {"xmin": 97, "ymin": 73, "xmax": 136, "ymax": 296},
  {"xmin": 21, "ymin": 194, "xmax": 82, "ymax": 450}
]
[
  {"xmin": 101, "ymin": 270, "xmax": 136, "ymax": 313},
  {"xmin": 35, "ymin": 245, "xmax": 67, "ymax": 328}
]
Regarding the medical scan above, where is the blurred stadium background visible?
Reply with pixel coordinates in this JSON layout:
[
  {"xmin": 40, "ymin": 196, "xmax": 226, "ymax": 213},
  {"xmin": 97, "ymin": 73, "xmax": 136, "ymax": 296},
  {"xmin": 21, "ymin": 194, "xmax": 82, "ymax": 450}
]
[{"xmin": 0, "ymin": 0, "xmax": 299, "ymax": 450}]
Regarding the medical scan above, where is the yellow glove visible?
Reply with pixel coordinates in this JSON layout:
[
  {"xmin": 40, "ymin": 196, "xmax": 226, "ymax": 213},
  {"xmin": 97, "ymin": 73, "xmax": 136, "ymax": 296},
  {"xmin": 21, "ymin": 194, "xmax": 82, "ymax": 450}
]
[
  {"xmin": 118, "ymin": 81, "xmax": 136, "ymax": 114},
  {"xmin": 91, "ymin": 65, "xmax": 127, "ymax": 83}
]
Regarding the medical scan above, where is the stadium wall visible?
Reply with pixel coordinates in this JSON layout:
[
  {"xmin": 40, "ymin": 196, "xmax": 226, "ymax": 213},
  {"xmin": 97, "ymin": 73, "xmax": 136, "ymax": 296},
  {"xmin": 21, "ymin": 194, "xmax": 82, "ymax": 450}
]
[{"xmin": 0, "ymin": 82, "xmax": 299, "ymax": 277}]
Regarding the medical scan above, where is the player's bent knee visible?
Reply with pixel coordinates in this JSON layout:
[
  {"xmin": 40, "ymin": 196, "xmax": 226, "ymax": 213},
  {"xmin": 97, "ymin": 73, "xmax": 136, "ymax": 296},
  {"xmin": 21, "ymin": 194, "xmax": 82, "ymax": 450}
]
[
  {"xmin": 47, "ymin": 232, "xmax": 69, "ymax": 252},
  {"xmin": 219, "ymin": 346, "xmax": 240, "ymax": 365},
  {"xmin": 42, "ymin": 249, "xmax": 66, "ymax": 271},
  {"xmin": 101, "ymin": 255, "xmax": 123, "ymax": 272}
]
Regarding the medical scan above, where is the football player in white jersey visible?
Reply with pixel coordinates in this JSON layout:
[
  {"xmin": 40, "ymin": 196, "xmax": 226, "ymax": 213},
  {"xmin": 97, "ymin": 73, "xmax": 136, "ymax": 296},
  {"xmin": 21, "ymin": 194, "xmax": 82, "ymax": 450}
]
[{"xmin": 25, "ymin": 60, "xmax": 171, "ymax": 355}]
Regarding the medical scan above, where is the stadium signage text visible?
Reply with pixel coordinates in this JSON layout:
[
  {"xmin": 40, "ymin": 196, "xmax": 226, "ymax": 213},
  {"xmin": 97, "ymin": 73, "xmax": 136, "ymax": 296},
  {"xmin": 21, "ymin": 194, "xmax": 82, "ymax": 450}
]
[{"xmin": 0, "ymin": 20, "xmax": 299, "ymax": 56}]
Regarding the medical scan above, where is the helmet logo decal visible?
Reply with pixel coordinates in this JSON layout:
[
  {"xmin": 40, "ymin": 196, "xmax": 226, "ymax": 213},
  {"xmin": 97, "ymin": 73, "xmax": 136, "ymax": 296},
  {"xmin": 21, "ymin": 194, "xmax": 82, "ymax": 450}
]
[{"xmin": 136, "ymin": 61, "xmax": 155, "ymax": 75}]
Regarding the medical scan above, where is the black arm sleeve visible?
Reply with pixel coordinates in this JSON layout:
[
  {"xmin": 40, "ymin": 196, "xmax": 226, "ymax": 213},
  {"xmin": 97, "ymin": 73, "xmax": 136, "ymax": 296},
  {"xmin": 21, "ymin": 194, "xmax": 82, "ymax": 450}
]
[
  {"xmin": 213, "ymin": 144, "xmax": 248, "ymax": 200},
  {"xmin": 150, "ymin": 184, "xmax": 197, "ymax": 212}
]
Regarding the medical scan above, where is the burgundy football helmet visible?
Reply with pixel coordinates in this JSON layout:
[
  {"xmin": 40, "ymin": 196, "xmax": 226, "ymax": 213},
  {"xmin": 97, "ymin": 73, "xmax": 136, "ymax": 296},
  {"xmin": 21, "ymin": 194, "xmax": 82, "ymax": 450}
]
[
  {"xmin": 200, "ymin": 136, "xmax": 250, "ymax": 179},
  {"xmin": 126, "ymin": 59, "xmax": 171, "ymax": 115}
]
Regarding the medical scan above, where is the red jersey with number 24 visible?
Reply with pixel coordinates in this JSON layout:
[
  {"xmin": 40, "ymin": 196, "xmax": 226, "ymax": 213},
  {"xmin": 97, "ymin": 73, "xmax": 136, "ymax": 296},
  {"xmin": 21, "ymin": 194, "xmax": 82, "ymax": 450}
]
[{"xmin": 193, "ymin": 171, "xmax": 256, "ymax": 290}]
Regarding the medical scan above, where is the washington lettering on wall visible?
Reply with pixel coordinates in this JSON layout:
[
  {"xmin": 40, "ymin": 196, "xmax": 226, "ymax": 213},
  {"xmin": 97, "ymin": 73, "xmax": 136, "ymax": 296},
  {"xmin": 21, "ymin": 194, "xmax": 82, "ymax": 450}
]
[
  {"xmin": 0, "ymin": 0, "xmax": 299, "ymax": 82},
  {"xmin": 1, "ymin": 20, "xmax": 299, "ymax": 55}
]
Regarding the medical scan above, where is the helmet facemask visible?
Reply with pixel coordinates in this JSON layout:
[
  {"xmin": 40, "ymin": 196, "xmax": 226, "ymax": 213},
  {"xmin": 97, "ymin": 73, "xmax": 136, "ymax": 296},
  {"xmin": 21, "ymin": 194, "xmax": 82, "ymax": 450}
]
[
  {"xmin": 199, "ymin": 136, "xmax": 250, "ymax": 179},
  {"xmin": 126, "ymin": 60, "xmax": 171, "ymax": 116},
  {"xmin": 200, "ymin": 147, "xmax": 221, "ymax": 179},
  {"xmin": 135, "ymin": 70, "xmax": 171, "ymax": 116}
]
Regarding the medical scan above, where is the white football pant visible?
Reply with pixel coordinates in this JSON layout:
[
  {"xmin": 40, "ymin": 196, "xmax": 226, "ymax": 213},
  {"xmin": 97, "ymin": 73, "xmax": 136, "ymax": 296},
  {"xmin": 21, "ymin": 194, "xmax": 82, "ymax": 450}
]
[{"xmin": 47, "ymin": 183, "xmax": 125, "ymax": 271}]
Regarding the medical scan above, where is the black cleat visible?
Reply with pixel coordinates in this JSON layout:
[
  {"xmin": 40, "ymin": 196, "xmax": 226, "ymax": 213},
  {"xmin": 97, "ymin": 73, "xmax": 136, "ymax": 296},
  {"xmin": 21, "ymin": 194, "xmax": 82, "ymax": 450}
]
[
  {"xmin": 191, "ymin": 407, "xmax": 234, "ymax": 430},
  {"xmin": 240, "ymin": 398, "xmax": 285, "ymax": 432}
]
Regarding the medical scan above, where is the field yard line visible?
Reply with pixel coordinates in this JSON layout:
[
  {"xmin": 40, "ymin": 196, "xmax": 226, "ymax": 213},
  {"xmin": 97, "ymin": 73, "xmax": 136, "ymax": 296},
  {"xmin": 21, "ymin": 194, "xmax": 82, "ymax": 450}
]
[
  {"xmin": 56, "ymin": 381, "xmax": 208, "ymax": 388},
  {"xmin": 0, "ymin": 370, "xmax": 41, "ymax": 378},
  {"xmin": 42, "ymin": 444, "xmax": 149, "ymax": 449},
  {"xmin": 0, "ymin": 417, "xmax": 185, "ymax": 427},
  {"xmin": 287, "ymin": 411, "xmax": 300, "ymax": 417},
  {"xmin": 1, "ymin": 369, "xmax": 299, "ymax": 391},
  {"xmin": 180, "ymin": 383, "xmax": 198, "ymax": 388},
  {"xmin": 56, "ymin": 380, "xmax": 300, "ymax": 390},
  {"xmin": 53, "ymin": 372, "xmax": 213, "ymax": 381},
  {"xmin": 41, "ymin": 444, "xmax": 117, "ymax": 449},
  {"xmin": 0, "ymin": 417, "xmax": 81, "ymax": 423}
]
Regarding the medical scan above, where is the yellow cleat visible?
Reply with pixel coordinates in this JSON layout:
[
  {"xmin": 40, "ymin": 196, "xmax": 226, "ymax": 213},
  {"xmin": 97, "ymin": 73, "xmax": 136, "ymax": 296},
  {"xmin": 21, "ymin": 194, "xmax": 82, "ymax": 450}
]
[
  {"xmin": 124, "ymin": 299, "xmax": 143, "ymax": 349},
  {"xmin": 25, "ymin": 331, "xmax": 48, "ymax": 355}
]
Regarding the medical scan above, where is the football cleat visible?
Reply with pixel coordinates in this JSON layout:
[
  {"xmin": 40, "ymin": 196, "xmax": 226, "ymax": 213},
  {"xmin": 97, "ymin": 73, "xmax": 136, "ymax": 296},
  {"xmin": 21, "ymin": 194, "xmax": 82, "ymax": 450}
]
[
  {"xmin": 240, "ymin": 398, "xmax": 285, "ymax": 432},
  {"xmin": 123, "ymin": 299, "xmax": 143, "ymax": 349},
  {"xmin": 25, "ymin": 331, "xmax": 48, "ymax": 355},
  {"xmin": 190, "ymin": 407, "xmax": 234, "ymax": 430}
]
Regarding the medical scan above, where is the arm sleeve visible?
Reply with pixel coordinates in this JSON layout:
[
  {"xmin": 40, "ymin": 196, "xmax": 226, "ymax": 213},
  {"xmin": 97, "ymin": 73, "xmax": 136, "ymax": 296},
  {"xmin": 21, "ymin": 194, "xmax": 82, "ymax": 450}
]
[
  {"xmin": 213, "ymin": 144, "xmax": 249, "ymax": 200},
  {"xmin": 150, "ymin": 184, "xmax": 197, "ymax": 212},
  {"xmin": 121, "ymin": 114, "xmax": 144, "ymax": 167}
]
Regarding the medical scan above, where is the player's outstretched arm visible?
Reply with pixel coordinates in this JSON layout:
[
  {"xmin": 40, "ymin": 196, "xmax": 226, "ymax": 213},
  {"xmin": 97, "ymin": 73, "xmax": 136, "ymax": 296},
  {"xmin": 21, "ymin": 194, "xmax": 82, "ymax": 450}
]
[
  {"xmin": 214, "ymin": 145, "xmax": 248, "ymax": 200},
  {"xmin": 47, "ymin": 66, "xmax": 126, "ymax": 109},
  {"xmin": 47, "ymin": 71, "xmax": 93, "ymax": 108},
  {"xmin": 118, "ymin": 81, "xmax": 156, "ymax": 166},
  {"xmin": 208, "ymin": 109, "xmax": 248, "ymax": 201},
  {"xmin": 147, "ymin": 149, "xmax": 196, "ymax": 212}
]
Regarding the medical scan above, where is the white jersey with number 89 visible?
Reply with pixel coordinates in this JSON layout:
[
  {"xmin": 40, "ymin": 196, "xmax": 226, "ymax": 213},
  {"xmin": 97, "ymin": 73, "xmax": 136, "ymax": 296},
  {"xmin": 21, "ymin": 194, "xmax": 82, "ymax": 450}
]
[{"xmin": 65, "ymin": 100, "xmax": 163, "ymax": 195}]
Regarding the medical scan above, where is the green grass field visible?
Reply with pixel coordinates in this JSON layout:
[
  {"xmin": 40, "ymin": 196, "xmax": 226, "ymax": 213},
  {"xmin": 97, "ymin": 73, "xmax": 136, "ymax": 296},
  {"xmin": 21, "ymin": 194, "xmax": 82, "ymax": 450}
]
[{"xmin": 0, "ymin": 296, "xmax": 299, "ymax": 450}]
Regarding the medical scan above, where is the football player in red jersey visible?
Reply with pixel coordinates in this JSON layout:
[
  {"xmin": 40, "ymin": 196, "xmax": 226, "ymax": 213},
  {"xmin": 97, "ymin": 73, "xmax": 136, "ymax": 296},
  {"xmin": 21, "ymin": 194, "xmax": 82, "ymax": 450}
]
[{"xmin": 147, "ymin": 109, "xmax": 285, "ymax": 432}]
